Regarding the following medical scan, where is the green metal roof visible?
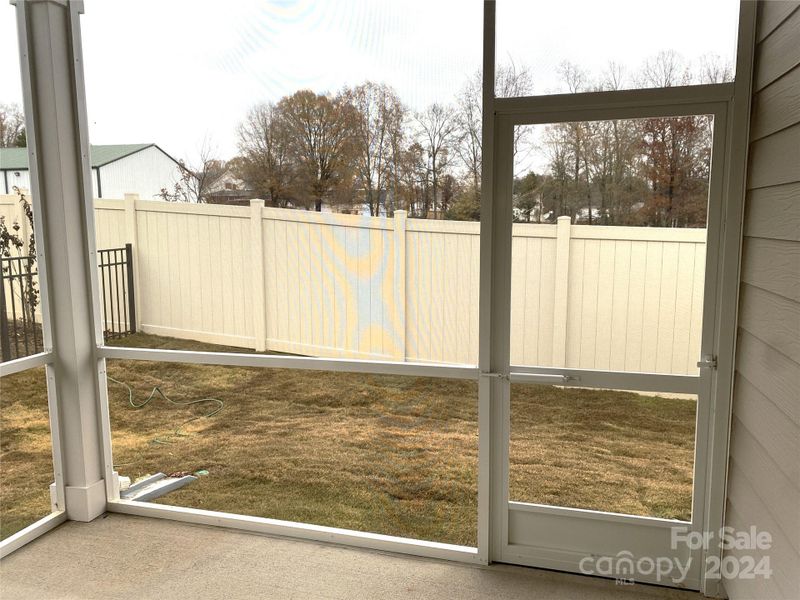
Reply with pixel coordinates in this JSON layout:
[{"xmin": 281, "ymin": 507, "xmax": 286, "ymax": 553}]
[{"xmin": 0, "ymin": 144, "xmax": 154, "ymax": 170}]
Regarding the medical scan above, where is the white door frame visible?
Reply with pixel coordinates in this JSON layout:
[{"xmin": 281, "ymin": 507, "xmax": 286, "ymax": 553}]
[{"xmin": 487, "ymin": 99, "xmax": 727, "ymax": 590}]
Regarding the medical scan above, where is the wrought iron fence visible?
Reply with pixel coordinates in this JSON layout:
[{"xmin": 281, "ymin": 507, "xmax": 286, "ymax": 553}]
[
  {"xmin": 0, "ymin": 255, "xmax": 42, "ymax": 361},
  {"xmin": 1, "ymin": 244, "xmax": 136, "ymax": 362},
  {"xmin": 98, "ymin": 244, "xmax": 137, "ymax": 340}
]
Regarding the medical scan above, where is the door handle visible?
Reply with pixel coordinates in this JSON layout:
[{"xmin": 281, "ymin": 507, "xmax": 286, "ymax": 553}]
[
  {"xmin": 697, "ymin": 355, "xmax": 717, "ymax": 369},
  {"xmin": 508, "ymin": 373, "xmax": 576, "ymax": 384},
  {"xmin": 480, "ymin": 371, "xmax": 508, "ymax": 380}
]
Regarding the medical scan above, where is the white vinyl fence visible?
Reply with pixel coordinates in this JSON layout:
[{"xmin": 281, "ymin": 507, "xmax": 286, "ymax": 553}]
[{"xmin": 1, "ymin": 194, "xmax": 707, "ymax": 375}]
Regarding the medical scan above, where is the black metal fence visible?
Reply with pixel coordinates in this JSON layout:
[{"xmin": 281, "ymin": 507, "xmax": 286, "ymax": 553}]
[
  {"xmin": 1, "ymin": 243, "xmax": 136, "ymax": 362},
  {"xmin": 98, "ymin": 244, "xmax": 137, "ymax": 340},
  {"xmin": 0, "ymin": 255, "xmax": 42, "ymax": 361}
]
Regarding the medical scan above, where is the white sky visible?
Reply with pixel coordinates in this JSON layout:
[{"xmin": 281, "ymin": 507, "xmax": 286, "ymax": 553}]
[{"xmin": 0, "ymin": 0, "xmax": 738, "ymax": 164}]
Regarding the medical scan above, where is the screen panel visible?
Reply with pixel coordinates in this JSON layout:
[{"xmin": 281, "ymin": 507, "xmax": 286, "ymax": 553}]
[
  {"xmin": 509, "ymin": 382, "xmax": 697, "ymax": 521},
  {"xmin": 496, "ymin": 0, "xmax": 738, "ymax": 96},
  {"xmin": 509, "ymin": 116, "xmax": 714, "ymax": 376},
  {"xmin": 80, "ymin": 0, "xmax": 485, "ymax": 366},
  {"xmin": 107, "ymin": 359, "xmax": 479, "ymax": 546},
  {"xmin": 0, "ymin": 367, "xmax": 57, "ymax": 539}
]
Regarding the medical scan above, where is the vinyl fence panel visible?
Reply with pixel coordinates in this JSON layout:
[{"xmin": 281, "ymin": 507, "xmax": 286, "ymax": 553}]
[{"xmin": 1, "ymin": 194, "xmax": 708, "ymax": 375}]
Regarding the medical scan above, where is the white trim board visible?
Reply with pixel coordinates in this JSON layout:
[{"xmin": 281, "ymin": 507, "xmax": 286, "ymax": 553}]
[
  {"xmin": 0, "ymin": 512, "xmax": 66, "ymax": 559},
  {"xmin": 0, "ymin": 351, "xmax": 52, "ymax": 377},
  {"xmin": 107, "ymin": 500, "xmax": 483, "ymax": 565}
]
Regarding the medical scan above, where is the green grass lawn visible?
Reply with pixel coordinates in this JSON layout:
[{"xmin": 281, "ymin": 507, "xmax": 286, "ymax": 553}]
[{"xmin": 0, "ymin": 333, "xmax": 696, "ymax": 543}]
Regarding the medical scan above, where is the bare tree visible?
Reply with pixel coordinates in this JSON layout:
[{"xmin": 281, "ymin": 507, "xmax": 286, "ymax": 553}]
[
  {"xmin": 415, "ymin": 103, "xmax": 457, "ymax": 217},
  {"xmin": 698, "ymin": 53, "xmax": 733, "ymax": 84},
  {"xmin": 559, "ymin": 61, "xmax": 588, "ymax": 94},
  {"xmin": 534, "ymin": 53, "xmax": 713, "ymax": 228},
  {"xmin": 345, "ymin": 82, "xmax": 406, "ymax": 216},
  {"xmin": 188, "ymin": 139, "xmax": 227, "ymax": 203},
  {"xmin": 236, "ymin": 102, "xmax": 296, "ymax": 207},
  {"xmin": 395, "ymin": 142, "xmax": 427, "ymax": 217},
  {"xmin": 599, "ymin": 61, "xmax": 626, "ymax": 91},
  {"xmin": 157, "ymin": 139, "xmax": 226, "ymax": 203},
  {"xmin": 385, "ymin": 94, "xmax": 407, "ymax": 215},
  {"xmin": 541, "ymin": 121, "xmax": 576, "ymax": 218},
  {"xmin": 454, "ymin": 72, "xmax": 483, "ymax": 196},
  {"xmin": 0, "ymin": 103, "xmax": 26, "ymax": 148},
  {"xmin": 454, "ymin": 63, "xmax": 534, "ymax": 196},
  {"xmin": 496, "ymin": 60, "xmax": 534, "ymax": 98},
  {"xmin": 554, "ymin": 63, "xmax": 594, "ymax": 221},
  {"xmin": 637, "ymin": 50, "xmax": 692, "ymax": 88},
  {"xmin": 279, "ymin": 90, "xmax": 357, "ymax": 211}
]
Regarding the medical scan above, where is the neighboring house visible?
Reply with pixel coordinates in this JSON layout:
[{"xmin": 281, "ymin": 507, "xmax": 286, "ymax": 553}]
[
  {"xmin": 0, "ymin": 144, "xmax": 183, "ymax": 199},
  {"xmin": 331, "ymin": 189, "xmax": 395, "ymax": 216},
  {"xmin": 204, "ymin": 170, "xmax": 254, "ymax": 206},
  {"xmin": 573, "ymin": 206, "xmax": 604, "ymax": 223}
]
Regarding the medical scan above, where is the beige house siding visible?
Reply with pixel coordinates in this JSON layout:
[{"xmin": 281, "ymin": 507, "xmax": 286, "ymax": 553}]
[{"xmin": 725, "ymin": 3, "xmax": 800, "ymax": 599}]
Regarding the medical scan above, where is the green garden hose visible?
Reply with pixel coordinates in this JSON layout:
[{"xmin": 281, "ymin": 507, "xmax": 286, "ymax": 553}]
[{"xmin": 107, "ymin": 376, "xmax": 224, "ymax": 445}]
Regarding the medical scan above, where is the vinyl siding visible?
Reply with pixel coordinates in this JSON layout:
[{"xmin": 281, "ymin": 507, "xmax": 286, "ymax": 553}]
[
  {"xmin": 96, "ymin": 145, "xmax": 183, "ymax": 199},
  {"xmin": 724, "ymin": 3, "xmax": 800, "ymax": 599},
  {"xmin": 0, "ymin": 168, "xmax": 31, "ymax": 194},
  {"xmin": 2, "ymin": 146, "xmax": 181, "ymax": 199}
]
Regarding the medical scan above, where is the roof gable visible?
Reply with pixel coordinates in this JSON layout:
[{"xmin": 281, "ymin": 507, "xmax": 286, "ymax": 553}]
[
  {"xmin": 0, "ymin": 144, "xmax": 160, "ymax": 170},
  {"xmin": 88, "ymin": 144, "xmax": 154, "ymax": 166}
]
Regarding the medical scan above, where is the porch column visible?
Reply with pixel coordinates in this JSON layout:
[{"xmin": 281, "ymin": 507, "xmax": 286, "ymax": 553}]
[{"xmin": 14, "ymin": 0, "xmax": 107, "ymax": 521}]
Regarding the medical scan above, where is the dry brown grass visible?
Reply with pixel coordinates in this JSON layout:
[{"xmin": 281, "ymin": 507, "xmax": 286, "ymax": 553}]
[
  {"xmin": 0, "ymin": 367, "xmax": 54, "ymax": 539},
  {"xmin": 1, "ymin": 333, "xmax": 696, "ymax": 543},
  {"xmin": 510, "ymin": 385, "xmax": 695, "ymax": 520}
]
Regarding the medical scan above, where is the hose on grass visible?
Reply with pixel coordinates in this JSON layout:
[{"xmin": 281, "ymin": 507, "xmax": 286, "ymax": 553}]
[{"xmin": 106, "ymin": 376, "xmax": 224, "ymax": 446}]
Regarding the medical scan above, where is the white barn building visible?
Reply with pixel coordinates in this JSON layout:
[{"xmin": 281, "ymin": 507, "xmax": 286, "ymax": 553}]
[{"xmin": 0, "ymin": 144, "xmax": 183, "ymax": 199}]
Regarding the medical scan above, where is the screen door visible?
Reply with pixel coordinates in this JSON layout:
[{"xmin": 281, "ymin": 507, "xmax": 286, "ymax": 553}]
[{"xmin": 488, "ymin": 98, "xmax": 729, "ymax": 589}]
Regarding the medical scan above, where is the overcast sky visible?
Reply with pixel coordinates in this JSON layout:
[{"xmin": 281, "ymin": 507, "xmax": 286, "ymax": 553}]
[{"xmin": 1, "ymin": 0, "xmax": 738, "ymax": 164}]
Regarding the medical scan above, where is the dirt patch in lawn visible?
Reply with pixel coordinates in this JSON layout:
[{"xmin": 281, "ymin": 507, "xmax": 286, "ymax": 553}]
[{"xmin": 1, "ymin": 333, "xmax": 696, "ymax": 543}]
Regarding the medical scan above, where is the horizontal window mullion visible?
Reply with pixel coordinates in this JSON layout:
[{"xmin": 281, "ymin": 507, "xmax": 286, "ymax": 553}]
[
  {"xmin": 97, "ymin": 345, "xmax": 480, "ymax": 380},
  {"xmin": 0, "ymin": 351, "xmax": 53, "ymax": 377}
]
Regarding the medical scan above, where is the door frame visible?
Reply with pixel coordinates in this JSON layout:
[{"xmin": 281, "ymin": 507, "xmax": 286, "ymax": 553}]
[
  {"xmin": 488, "ymin": 99, "xmax": 727, "ymax": 590},
  {"xmin": 477, "ymin": 3, "xmax": 758, "ymax": 594}
]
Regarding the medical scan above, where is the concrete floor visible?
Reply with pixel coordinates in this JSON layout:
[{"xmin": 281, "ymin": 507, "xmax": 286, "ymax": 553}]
[{"xmin": 0, "ymin": 514, "xmax": 703, "ymax": 600}]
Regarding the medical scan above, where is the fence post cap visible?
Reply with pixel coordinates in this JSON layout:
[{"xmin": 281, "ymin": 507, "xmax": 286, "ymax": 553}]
[
  {"xmin": 394, "ymin": 209, "xmax": 407, "ymax": 216},
  {"xmin": 557, "ymin": 215, "xmax": 571, "ymax": 223},
  {"xmin": 250, "ymin": 198, "xmax": 265, "ymax": 208},
  {"xmin": 123, "ymin": 193, "xmax": 139, "ymax": 200}
]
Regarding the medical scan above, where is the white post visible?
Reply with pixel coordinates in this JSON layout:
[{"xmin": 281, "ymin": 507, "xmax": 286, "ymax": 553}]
[
  {"xmin": 14, "ymin": 0, "xmax": 106, "ymax": 521},
  {"xmin": 123, "ymin": 193, "xmax": 140, "ymax": 329},
  {"xmin": 552, "ymin": 216, "xmax": 571, "ymax": 368},
  {"xmin": 478, "ymin": 0, "xmax": 497, "ymax": 565},
  {"xmin": 393, "ymin": 210, "xmax": 407, "ymax": 361},
  {"xmin": 250, "ymin": 199, "xmax": 267, "ymax": 352}
]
